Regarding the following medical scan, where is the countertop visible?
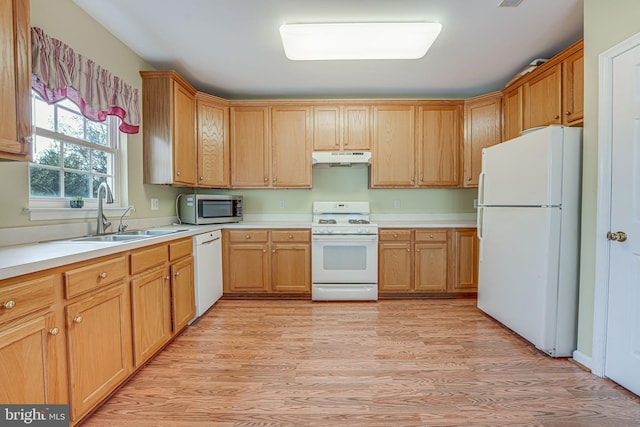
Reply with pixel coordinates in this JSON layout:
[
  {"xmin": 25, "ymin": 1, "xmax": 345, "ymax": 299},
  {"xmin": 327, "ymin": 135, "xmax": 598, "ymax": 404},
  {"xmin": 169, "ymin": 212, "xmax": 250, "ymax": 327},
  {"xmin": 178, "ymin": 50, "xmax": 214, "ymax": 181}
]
[{"xmin": 0, "ymin": 214, "xmax": 476, "ymax": 281}]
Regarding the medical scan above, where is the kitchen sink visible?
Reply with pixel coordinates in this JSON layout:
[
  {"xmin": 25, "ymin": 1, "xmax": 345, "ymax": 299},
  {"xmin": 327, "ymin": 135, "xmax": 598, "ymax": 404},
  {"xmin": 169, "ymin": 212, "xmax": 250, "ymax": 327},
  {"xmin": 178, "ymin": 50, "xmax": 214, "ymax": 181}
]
[
  {"xmin": 118, "ymin": 228, "xmax": 188, "ymax": 236},
  {"xmin": 70, "ymin": 234, "xmax": 150, "ymax": 242}
]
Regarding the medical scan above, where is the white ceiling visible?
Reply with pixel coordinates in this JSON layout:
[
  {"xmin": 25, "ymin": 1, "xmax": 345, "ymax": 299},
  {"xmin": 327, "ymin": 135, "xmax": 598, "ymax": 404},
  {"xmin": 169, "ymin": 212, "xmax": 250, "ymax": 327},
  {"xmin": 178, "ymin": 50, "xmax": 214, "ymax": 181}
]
[{"xmin": 72, "ymin": 0, "xmax": 583, "ymax": 100}]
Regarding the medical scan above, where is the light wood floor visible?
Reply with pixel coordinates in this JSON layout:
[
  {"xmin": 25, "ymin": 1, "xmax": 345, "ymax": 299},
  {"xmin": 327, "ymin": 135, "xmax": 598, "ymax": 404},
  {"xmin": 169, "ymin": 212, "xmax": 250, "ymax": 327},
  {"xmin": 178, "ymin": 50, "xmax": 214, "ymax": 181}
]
[{"xmin": 83, "ymin": 299, "xmax": 640, "ymax": 426}]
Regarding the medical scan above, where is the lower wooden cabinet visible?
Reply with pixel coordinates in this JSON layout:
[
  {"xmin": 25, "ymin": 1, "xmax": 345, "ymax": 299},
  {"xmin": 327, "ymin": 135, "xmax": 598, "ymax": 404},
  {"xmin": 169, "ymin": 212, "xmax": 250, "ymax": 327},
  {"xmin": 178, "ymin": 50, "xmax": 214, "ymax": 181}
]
[
  {"xmin": 170, "ymin": 255, "xmax": 195, "ymax": 332},
  {"xmin": 379, "ymin": 228, "xmax": 478, "ymax": 295},
  {"xmin": 65, "ymin": 282, "xmax": 132, "ymax": 421},
  {"xmin": 223, "ymin": 229, "xmax": 310, "ymax": 294}
]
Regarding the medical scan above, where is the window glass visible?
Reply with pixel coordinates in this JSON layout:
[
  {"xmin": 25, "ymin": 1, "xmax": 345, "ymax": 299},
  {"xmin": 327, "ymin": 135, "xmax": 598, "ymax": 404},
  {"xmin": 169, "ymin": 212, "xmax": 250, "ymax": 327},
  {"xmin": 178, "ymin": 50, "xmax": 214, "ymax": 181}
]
[{"xmin": 29, "ymin": 91, "xmax": 118, "ymax": 204}]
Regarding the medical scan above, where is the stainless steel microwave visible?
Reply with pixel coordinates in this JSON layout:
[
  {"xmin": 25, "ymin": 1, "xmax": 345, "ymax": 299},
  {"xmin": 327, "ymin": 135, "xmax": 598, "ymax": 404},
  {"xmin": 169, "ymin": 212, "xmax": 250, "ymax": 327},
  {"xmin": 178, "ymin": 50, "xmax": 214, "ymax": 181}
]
[{"xmin": 177, "ymin": 194, "xmax": 243, "ymax": 225}]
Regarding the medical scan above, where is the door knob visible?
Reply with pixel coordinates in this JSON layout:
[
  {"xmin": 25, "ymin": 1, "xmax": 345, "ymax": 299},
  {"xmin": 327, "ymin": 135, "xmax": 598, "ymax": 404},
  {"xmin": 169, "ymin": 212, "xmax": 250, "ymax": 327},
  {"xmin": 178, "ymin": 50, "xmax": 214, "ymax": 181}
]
[{"xmin": 607, "ymin": 231, "xmax": 628, "ymax": 242}]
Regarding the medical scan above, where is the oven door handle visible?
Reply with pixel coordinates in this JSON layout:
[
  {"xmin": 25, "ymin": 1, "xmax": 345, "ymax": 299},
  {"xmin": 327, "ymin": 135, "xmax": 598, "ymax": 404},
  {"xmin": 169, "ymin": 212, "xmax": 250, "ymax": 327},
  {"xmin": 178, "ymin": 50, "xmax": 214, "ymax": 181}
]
[{"xmin": 312, "ymin": 234, "xmax": 378, "ymax": 242}]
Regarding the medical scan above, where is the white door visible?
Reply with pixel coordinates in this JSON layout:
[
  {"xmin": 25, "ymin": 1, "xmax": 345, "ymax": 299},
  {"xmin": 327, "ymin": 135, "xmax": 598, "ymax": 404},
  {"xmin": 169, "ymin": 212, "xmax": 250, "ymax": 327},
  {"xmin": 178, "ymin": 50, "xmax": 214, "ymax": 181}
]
[{"xmin": 604, "ymin": 41, "xmax": 640, "ymax": 395}]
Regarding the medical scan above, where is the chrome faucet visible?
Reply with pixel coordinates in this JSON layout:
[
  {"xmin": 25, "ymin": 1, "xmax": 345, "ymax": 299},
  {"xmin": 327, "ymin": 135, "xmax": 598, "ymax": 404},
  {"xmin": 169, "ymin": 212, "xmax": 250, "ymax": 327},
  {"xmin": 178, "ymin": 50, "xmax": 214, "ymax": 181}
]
[
  {"xmin": 96, "ymin": 182, "xmax": 114, "ymax": 235},
  {"xmin": 118, "ymin": 205, "xmax": 136, "ymax": 232}
]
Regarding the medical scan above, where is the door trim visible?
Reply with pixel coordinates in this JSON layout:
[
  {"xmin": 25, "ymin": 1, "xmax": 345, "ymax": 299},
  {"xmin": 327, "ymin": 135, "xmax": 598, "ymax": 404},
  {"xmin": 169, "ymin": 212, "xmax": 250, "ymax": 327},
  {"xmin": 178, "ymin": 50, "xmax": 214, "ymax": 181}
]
[{"xmin": 591, "ymin": 31, "xmax": 640, "ymax": 377}]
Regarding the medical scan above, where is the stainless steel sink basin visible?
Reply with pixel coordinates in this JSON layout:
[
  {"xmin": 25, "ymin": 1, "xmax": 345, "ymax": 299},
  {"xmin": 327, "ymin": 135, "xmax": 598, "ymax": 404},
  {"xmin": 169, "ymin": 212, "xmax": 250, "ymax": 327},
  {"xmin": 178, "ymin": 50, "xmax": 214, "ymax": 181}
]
[
  {"xmin": 70, "ymin": 234, "xmax": 150, "ymax": 242},
  {"xmin": 119, "ymin": 228, "xmax": 188, "ymax": 236}
]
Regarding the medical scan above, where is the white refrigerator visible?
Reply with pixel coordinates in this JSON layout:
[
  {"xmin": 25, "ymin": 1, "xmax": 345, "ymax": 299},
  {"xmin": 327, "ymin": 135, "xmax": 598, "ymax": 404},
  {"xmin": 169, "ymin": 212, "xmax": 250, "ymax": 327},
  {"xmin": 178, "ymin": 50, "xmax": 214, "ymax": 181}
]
[{"xmin": 476, "ymin": 125, "xmax": 582, "ymax": 357}]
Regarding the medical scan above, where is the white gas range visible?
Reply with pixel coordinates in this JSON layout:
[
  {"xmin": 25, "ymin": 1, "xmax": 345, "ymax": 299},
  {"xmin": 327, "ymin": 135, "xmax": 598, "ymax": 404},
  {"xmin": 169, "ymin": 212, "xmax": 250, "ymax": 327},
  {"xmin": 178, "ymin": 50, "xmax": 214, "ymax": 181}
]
[{"xmin": 311, "ymin": 201, "xmax": 379, "ymax": 301}]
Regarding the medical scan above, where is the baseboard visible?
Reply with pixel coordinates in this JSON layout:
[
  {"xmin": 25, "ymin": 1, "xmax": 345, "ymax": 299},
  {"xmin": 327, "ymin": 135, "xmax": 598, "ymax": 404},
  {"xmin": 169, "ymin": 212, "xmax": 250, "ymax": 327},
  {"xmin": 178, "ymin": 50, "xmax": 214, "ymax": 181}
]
[{"xmin": 572, "ymin": 350, "xmax": 593, "ymax": 372}]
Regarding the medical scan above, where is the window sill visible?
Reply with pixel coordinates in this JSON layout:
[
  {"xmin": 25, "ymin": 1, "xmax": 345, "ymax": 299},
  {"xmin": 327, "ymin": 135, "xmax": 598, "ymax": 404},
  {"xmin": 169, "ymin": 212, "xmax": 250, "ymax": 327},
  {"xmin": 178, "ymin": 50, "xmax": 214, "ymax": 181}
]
[{"xmin": 23, "ymin": 206, "xmax": 128, "ymax": 221}]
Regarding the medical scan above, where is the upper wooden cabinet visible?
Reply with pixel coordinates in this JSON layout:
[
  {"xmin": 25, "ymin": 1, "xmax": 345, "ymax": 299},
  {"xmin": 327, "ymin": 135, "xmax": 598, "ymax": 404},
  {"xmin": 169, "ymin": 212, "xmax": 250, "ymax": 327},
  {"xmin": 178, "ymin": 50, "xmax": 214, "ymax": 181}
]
[
  {"xmin": 562, "ymin": 47, "xmax": 584, "ymax": 126},
  {"xmin": 0, "ymin": 0, "xmax": 31, "ymax": 161},
  {"xmin": 417, "ymin": 104, "xmax": 463, "ymax": 187},
  {"xmin": 140, "ymin": 71, "xmax": 197, "ymax": 186},
  {"xmin": 271, "ymin": 106, "xmax": 312, "ymax": 187},
  {"xmin": 503, "ymin": 39, "xmax": 583, "ymax": 139},
  {"xmin": 196, "ymin": 93, "xmax": 230, "ymax": 188},
  {"xmin": 371, "ymin": 105, "xmax": 416, "ymax": 187},
  {"xmin": 463, "ymin": 92, "xmax": 502, "ymax": 188},
  {"xmin": 313, "ymin": 105, "xmax": 370, "ymax": 151},
  {"xmin": 523, "ymin": 63, "xmax": 562, "ymax": 130},
  {"xmin": 230, "ymin": 105, "xmax": 312, "ymax": 188},
  {"xmin": 230, "ymin": 106, "xmax": 270, "ymax": 187}
]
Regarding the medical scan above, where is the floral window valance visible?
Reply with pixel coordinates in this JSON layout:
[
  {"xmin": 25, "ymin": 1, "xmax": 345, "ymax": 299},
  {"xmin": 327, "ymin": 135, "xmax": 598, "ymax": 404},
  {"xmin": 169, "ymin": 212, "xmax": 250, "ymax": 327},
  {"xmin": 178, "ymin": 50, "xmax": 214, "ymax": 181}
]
[{"xmin": 30, "ymin": 27, "xmax": 140, "ymax": 134}]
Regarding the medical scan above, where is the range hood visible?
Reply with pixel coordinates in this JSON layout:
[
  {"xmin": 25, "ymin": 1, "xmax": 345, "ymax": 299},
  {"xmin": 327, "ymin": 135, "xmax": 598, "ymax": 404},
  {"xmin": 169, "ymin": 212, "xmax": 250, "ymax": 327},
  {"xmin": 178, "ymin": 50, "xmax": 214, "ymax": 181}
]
[{"xmin": 312, "ymin": 151, "xmax": 372, "ymax": 167}]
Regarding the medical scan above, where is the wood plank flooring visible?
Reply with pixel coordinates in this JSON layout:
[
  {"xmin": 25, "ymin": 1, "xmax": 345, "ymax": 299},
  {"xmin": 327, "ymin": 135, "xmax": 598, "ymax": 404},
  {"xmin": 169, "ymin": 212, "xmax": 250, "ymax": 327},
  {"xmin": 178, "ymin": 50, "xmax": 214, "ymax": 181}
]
[{"xmin": 82, "ymin": 299, "xmax": 640, "ymax": 426}]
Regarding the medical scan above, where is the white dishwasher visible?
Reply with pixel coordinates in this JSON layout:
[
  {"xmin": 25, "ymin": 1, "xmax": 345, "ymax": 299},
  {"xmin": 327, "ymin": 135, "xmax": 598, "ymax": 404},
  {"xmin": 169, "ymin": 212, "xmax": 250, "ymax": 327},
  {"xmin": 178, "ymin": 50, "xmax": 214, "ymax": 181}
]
[{"xmin": 191, "ymin": 229, "xmax": 223, "ymax": 322}]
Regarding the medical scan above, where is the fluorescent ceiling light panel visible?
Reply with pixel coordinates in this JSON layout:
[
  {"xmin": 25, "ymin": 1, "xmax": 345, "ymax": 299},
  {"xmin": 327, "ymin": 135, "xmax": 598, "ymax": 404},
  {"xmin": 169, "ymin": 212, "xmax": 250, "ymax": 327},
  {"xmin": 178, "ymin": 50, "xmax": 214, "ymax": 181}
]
[{"xmin": 280, "ymin": 22, "xmax": 442, "ymax": 60}]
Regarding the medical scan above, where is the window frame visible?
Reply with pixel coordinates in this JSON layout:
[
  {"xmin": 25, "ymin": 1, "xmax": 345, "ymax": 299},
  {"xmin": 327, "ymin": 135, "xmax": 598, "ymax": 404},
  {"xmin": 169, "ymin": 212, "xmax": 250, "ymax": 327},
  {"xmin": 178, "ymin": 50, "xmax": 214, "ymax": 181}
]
[{"xmin": 28, "ymin": 92, "xmax": 122, "ymax": 210}]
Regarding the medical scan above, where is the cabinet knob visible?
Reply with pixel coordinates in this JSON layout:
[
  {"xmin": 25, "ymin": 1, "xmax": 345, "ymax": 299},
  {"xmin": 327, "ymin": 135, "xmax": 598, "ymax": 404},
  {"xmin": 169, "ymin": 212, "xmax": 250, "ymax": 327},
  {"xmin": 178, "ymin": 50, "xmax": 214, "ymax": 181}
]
[
  {"xmin": 175, "ymin": 271, "xmax": 180, "ymax": 277},
  {"xmin": 554, "ymin": 115, "xmax": 560, "ymax": 120},
  {"xmin": 393, "ymin": 233, "xmax": 398, "ymax": 238},
  {"xmin": 565, "ymin": 111, "xmax": 571, "ymax": 115},
  {"xmin": 416, "ymin": 248, "xmax": 421, "ymax": 252},
  {"xmin": 200, "ymin": 176, "xmax": 204, "ymax": 180},
  {"xmin": 99, "ymin": 272, "xmax": 108, "ymax": 279},
  {"xmin": 245, "ymin": 234, "xmax": 251, "ymax": 239},
  {"xmin": 49, "ymin": 327, "xmax": 59, "ymax": 336},
  {"xmin": 2, "ymin": 300, "xmax": 16, "ymax": 309},
  {"xmin": 262, "ymin": 249, "xmax": 266, "ymax": 253},
  {"xmin": 73, "ymin": 316, "xmax": 83, "ymax": 324},
  {"xmin": 272, "ymin": 249, "xmax": 276, "ymax": 253},
  {"xmin": 264, "ymin": 177, "xmax": 268, "ymax": 182},
  {"xmin": 407, "ymin": 248, "xmax": 411, "ymax": 252},
  {"xmin": 177, "ymin": 171, "xmax": 181, "ymax": 176},
  {"xmin": 288, "ymin": 234, "xmax": 293, "ymax": 239},
  {"xmin": 165, "ymin": 275, "xmax": 171, "ymax": 280},
  {"xmin": 429, "ymin": 234, "xmax": 434, "ymax": 239}
]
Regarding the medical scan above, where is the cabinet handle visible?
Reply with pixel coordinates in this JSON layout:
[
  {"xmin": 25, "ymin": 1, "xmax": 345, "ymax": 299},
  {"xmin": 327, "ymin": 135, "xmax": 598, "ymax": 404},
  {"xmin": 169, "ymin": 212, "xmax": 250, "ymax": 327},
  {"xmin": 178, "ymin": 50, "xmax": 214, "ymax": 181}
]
[
  {"xmin": 49, "ymin": 327, "xmax": 59, "ymax": 336},
  {"xmin": 73, "ymin": 316, "xmax": 83, "ymax": 324},
  {"xmin": 99, "ymin": 272, "xmax": 108, "ymax": 279},
  {"xmin": 2, "ymin": 300, "xmax": 16, "ymax": 309}
]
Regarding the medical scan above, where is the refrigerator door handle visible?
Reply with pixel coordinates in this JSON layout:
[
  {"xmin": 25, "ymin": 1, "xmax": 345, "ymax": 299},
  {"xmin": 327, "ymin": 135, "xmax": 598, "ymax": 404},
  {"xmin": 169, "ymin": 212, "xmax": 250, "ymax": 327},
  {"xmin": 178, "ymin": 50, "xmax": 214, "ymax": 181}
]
[
  {"xmin": 477, "ymin": 206, "xmax": 484, "ymax": 240},
  {"xmin": 478, "ymin": 171, "xmax": 486, "ymax": 206}
]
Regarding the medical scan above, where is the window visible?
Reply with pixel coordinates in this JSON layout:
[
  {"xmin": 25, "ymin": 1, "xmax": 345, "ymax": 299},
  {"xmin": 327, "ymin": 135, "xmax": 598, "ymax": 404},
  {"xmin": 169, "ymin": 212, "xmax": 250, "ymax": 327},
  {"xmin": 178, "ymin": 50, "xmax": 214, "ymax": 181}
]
[{"xmin": 29, "ymin": 91, "xmax": 119, "ymax": 206}]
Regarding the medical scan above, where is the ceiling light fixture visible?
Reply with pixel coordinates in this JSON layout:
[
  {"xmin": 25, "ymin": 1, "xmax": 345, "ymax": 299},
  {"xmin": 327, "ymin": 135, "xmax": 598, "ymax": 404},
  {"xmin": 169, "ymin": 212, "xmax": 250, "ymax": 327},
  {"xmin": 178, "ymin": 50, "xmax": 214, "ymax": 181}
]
[{"xmin": 279, "ymin": 22, "xmax": 442, "ymax": 61}]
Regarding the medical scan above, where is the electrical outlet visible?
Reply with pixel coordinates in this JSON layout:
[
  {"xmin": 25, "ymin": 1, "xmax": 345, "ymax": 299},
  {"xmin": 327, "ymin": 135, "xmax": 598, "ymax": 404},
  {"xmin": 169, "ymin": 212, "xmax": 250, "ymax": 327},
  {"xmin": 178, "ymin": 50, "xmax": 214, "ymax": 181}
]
[
  {"xmin": 279, "ymin": 199, "xmax": 286, "ymax": 209},
  {"xmin": 151, "ymin": 198, "xmax": 159, "ymax": 211},
  {"xmin": 393, "ymin": 199, "xmax": 401, "ymax": 209}
]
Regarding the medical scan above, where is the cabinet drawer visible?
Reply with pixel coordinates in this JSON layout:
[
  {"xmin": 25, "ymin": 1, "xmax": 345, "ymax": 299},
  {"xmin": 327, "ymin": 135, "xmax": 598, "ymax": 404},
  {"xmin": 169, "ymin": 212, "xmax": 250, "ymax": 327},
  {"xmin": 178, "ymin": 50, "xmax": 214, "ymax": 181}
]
[
  {"xmin": 131, "ymin": 245, "xmax": 168, "ymax": 275},
  {"xmin": 0, "ymin": 276, "xmax": 55, "ymax": 324},
  {"xmin": 64, "ymin": 255, "xmax": 128, "ymax": 299},
  {"xmin": 227, "ymin": 230, "xmax": 269, "ymax": 243},
  {"xmin": 379, "ymin": 229, "xmax": 412, "ymax": 241},
  {"xmin": 271, "ymin": 230, "xmax": 310, "ymax": 243},
  {"xmin": 415, "ymin": 229, "xmax": 448, "ymax": 242},
  {"xmin": 169, "ymin": 238, "xmax": 192, "ymax": 261}
]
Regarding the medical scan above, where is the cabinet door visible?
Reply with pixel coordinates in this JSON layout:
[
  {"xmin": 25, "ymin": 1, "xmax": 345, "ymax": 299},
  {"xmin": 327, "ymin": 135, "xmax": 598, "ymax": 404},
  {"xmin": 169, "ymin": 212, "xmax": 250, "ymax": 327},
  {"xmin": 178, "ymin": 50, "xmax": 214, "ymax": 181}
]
[
  {"xmin": 271, "ymin": 243, "xmax": 310, "ymax": 293},
  {"xmin": 0, "ymin": 313, "xmax": 58, "ymax": 404},
  {"xmin": 271, "ymin": 106, "xmax": 312, "ymax": 187},
  {"xmin": 378, "ymin": 242, "xmax": 412, "ymax": 292},
  {"xmin": 196, "ymin": 95, "xmax": 229, "ymax": 187},
  {"xmin": 170, "ymin": 256, "xmax": 195, "ymax": 333},
  {"xmin": 371, "ymin": 105, "xmax": 416, "ymax": 187},
  {"xmin": 343, "ymin": 105, "xmax": 371, "ymax": 150},
  {"xmin": 417, "ymin": 105, "xmax": 462, "ymax": 187},
  {"xmin": 463, "ymin": 93, "xmax": 502, "ymax": 188},
  {"xmin": 225, "ymin": 243, "xmax": 269, "ymax": 293},
  {"xmin": 0, "ymin": 0, "xmax": 31, "ymax": 160},
  {"xmin": 230, "ymin": 106, "xmax": 270, "ymax": 187},
  {"xmin": 451, "ymin": 229, "xmax": 479, "ymax": 293},
  {"xmin": 562, "ymin": 49, "xmax": 584, "ymax": 126},
  {"xmin": 66, "ymin": 283, "xmax": 132, "ymax": 421},
  {"xmin": 172, "ymin": 82, "xmax": 197, "ymax": 185},
  {"xmin": 503, "ymin": 85, "xmax": 523, "ymax": 142},
  {"xmin": 414, "ymin": 243, "xmax": 448, "ymax": 292},
  {"xmin": 523, "ymin": 63, "xmax": 562, "ymax": 130},
  {"xmin": 131, "ymin": 268, "xmax": 172, "ymax": 366},
  {"xmin": 313, "ymin": 106, "xmax": 340, "ymax": 151}
]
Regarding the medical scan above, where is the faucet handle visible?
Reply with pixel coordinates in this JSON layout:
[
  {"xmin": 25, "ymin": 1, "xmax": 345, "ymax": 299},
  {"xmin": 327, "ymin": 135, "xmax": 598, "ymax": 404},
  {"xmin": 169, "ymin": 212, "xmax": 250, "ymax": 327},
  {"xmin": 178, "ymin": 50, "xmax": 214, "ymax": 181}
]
[{"xmin": 118, "ymin": 224, "xmax": 128, "ymax": 232}]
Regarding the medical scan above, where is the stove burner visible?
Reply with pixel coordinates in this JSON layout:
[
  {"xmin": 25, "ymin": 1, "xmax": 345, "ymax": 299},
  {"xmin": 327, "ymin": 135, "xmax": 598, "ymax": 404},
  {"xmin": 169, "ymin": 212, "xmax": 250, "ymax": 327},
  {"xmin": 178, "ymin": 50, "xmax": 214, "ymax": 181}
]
[
  {"xmin": 318, "ymin": 219, "xmax": 337, "ymax": 224},
  {"xmin": 348, "ymin": 219, "xmax": 370, "ymax": 224}
]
